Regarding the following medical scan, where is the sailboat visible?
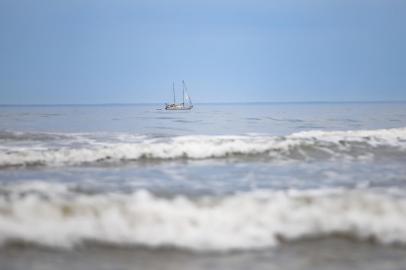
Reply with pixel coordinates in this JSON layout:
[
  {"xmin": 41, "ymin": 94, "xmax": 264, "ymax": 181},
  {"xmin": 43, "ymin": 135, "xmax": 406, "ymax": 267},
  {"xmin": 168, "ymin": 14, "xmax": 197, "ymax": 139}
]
[{"xmin": 165, "ymin": 80, "xmax": 193, "ymax": 110}]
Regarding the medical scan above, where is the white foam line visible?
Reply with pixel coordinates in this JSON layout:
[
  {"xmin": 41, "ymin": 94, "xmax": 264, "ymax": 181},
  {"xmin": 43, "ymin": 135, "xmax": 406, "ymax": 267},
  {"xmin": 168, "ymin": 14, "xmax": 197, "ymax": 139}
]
[{"xmin": 0, "ymin": 128, "xmax": 406, "ymax": 167}]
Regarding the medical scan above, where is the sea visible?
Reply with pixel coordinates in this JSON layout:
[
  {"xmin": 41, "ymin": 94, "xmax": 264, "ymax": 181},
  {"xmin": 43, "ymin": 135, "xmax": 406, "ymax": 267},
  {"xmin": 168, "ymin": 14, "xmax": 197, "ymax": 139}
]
[{"xmin": 1, "ymin": 102, "xmax": 406, "ymax": 270}]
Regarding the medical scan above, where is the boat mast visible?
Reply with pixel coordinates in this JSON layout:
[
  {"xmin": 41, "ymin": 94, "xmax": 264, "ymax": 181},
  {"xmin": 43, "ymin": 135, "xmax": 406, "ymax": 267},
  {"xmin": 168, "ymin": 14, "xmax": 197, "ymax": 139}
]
[
  {"xmin": 182, "ymin": 80, "xmax": 185, "ymax": 105},
  {"xmin": 173, "ymin": 82, "xmax": 175, "ymax": 104}
]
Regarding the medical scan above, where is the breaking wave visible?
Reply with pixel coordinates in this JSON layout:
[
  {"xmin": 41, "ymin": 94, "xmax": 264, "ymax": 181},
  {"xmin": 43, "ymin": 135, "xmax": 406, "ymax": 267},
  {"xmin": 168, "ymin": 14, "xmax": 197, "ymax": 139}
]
[
  {"xmin": 0, "ymin": 128, "xmax": 406, "ymax": 167},
  {"xmin": 1, "ymin": 183, "xmax": 406, "ymax": 250}
]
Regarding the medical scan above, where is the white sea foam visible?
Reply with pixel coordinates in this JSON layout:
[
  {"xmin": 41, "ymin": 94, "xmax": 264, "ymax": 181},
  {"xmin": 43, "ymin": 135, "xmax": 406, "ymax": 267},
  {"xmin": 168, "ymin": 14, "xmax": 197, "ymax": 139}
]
[
  {"xmin": 1, "ymin": 183, "xmax": 406, "ymax": 250},
  {"xmin": 1, "ymin": 128, "xmax": 406, "ymax": 167}
]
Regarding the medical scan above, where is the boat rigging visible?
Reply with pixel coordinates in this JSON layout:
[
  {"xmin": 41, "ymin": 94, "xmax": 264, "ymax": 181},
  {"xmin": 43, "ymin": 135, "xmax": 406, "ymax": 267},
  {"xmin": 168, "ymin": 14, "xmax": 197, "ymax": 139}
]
[{"xmin": 165, "ymin": 81, "xmax": 193, "ymax": 110}]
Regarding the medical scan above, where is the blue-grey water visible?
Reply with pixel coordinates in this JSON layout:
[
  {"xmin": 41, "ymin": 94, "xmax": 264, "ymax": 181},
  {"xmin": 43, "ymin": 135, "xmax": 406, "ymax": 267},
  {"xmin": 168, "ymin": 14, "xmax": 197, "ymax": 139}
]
[{"xmin": 1, "ymin": 102, "xmax": 406, "ymax": 270}]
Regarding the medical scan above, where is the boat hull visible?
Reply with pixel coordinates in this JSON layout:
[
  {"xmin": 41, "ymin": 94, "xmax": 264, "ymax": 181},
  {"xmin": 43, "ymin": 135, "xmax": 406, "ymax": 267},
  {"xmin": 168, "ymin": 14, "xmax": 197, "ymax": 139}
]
[{"xmin": 165, "ymin": 105, "xmax": 193, "ymax": 111}]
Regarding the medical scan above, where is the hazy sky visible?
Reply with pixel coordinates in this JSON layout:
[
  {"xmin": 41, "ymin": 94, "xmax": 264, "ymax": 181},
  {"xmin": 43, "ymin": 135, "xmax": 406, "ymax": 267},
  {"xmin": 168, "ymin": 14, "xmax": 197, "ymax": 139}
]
[{"xmin": 1, "ymin": 0, "xmax": 406, "ymax": 104}]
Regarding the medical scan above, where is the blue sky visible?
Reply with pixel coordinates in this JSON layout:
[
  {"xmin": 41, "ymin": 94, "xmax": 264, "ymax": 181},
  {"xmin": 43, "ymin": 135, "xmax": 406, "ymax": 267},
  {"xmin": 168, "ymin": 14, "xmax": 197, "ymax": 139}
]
[{"xmin": 1, "ymin": 0, "xmax": 405, "ymax": 104}]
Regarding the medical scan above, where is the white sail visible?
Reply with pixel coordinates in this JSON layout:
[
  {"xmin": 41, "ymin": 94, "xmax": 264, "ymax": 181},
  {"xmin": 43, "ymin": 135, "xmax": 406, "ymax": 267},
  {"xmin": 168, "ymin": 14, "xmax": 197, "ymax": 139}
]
[{"xmin": 184, "ymin": 92, "xmax": 191, "ymax": 105}]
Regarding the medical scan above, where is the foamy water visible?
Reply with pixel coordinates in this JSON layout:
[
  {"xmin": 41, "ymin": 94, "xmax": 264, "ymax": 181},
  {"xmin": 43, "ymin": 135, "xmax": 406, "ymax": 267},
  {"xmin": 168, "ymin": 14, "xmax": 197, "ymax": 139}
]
[
  {"xmin": 1, "ymin": 182, "xmax": 406, "ymax": 250},
  {"xmin": 1, "ymin": 127, "xmax": 406, "ymax": 167}
]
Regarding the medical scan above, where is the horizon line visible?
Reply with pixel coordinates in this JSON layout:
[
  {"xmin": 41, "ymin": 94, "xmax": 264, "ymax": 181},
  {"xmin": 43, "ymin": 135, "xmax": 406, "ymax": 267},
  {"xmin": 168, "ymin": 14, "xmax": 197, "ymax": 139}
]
[{"xmin": 0, "ymin": 100, "xmax": 406, "ymax": 107}]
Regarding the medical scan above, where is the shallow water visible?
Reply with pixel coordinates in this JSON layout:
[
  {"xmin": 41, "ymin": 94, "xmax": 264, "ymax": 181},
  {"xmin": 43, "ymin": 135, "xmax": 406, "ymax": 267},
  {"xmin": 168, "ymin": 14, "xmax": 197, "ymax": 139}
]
[
  {"xmin": 1, "ymin": 103, "xmax": 406, "ymax": 269},
  {"xmin": 2, "ymin": 238, "xmax": 406, "ymax": 270}
]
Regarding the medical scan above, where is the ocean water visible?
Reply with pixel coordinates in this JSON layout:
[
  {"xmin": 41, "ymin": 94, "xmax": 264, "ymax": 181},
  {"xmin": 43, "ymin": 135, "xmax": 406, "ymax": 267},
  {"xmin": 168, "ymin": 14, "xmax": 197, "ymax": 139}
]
[{"xmin": 1, "ymin": 102, "xmax": 406, "ymax": 270}]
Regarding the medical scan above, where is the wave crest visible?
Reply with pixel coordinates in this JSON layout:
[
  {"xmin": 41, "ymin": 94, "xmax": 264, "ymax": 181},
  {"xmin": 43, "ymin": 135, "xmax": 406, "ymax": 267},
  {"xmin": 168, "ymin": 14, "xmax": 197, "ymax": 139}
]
[
  {"xmin": 1, "ymin": 183, "xmax": 406, "ymax": 250},
  {"xmin": 1, "ymin": 128, "xmax": 406, "ymax": 167}
]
